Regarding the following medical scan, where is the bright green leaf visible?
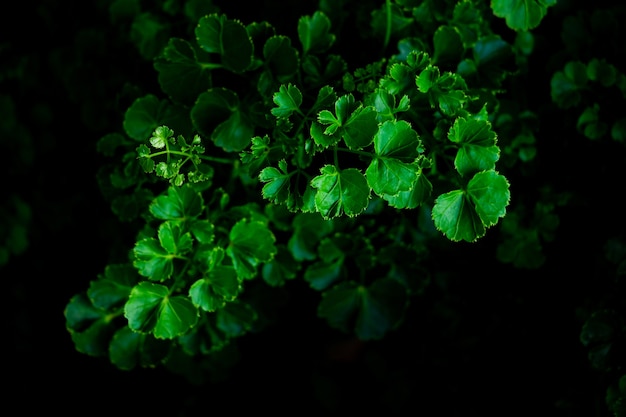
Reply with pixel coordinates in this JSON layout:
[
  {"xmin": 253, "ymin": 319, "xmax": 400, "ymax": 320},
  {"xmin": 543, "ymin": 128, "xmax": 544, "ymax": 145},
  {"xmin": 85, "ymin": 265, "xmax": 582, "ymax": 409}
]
[
  {"xmin": 271, "ymin": 84, "xmax": 303, "ymax": 118},
  {"xmin": 189, "ymin": 264, "xmax": 239, "ymax": 312},
  {"xmin": 125, "ymin": 282, "xmax": 198, "ymax": 339},
  {"xmin": 133, "ymin": 237, "xmax": 174, "ymax": 281},
  {"xmin": 448, "ymin": 117, "xmax": 499, "ymax": 176},
  {"xmin": 310, "ymin": 165, "xmax": 370, "ymax": 219},
  {"xmin": 366, "ymin": 120, "xmax": 421, "ymax": 196}
]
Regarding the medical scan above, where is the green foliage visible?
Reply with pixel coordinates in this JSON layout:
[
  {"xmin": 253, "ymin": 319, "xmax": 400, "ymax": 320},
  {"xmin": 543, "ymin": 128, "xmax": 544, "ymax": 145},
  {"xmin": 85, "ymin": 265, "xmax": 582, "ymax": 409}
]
[{"xmin": 68, "ymin": 0, "xmax": 595, "ymax": 386}]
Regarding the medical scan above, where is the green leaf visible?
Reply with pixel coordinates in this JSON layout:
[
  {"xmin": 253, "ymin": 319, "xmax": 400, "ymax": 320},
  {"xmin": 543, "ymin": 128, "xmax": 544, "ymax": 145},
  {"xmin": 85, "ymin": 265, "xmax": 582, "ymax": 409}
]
[
  {"xmin": 577, "ymin": 103, "xmax": 608, "ymax": 140},
  {"xmin": 189, "ymin": 260, "xmax": 240, "ymax": 312},
  {"xmin": 491, "ymin": 0, "xmax": 557, "ymax": 31},
  {"xmin": 123, "ymin": 94, "xmax": 187, "ymax": 142},
  {"xmin": 316, "ymin": 94, "xmax": 378, "ymax": 150},
  {"xmin": 271, "ymin": 84, "xmax": 303, "ymax": 118},
  {"xmin": 343, "ymin": 105, "xmax": 378, "ymax": 150},
  {"xmin": 468, "ymin": 170, "xmax": 511, "ymax": 227},
  {"xmin": 433, "ymin": 25, "xmax": 464, "ymax": 66},
  {"xmin": 383, "ymin": 167, "xmax": 432, "ymax": 209},
  {"xmin": 304, "ymin": 257, "xmax": 344, "ymax": 291},
  {"xmin": 318, "ymin": 278, "xmax": 407, "ymax": 340},
  {"xmin": 109, "ymin": 327, "xmax": 171, "ymax": 370},
  {"xmin": 216, "ymin": 301, "xmax": 257, "ymax": 337},
  {"xmin": 157, "ymin": 221, "xmax": 193, "ymax": 255},
  {"xmin": 259, "ymin": 159, "xmax": 291, "ymax": 204},
  {"xmin": 133, "ymin": 237, "xmax": 173, "ymax": 281},
  {"xmin": 366, "ymin": 120, "xmax": 421, "ymax": 196},
  {"xmin": 262, "ymin": 244, "xmax": 299, "ymax": 287},
  {"xmin": 587, "ymin": 58, "xmax": 618, "ymax": 87},
  {"xmin": 226, "ymin": 219, "xmax": 277, "ymax": 279},
  {"xmin": 448, "ymin": 117, "xmax": 499, "ymax": 176},
  {"xmin": 191, "ymin": 88, "xmax": 254, "ymax": 152},
  {"xmin": 149, "ymin": 184, "xmax": 204, "ymax": 221},
  {"xmin": 371, "ymin": 88, "xmax": 410, "ymax": 122},
  {"xmin": 298, "ymin": 11, "xmax": 335, "ymax": 55},
  {"xmin": 287, "ymin": 212, "xmax": 334, "ymax": 262},
  {"xmin": 263, "ymin": 35, "xmax": 299, "ymax": 82},
  {"xmin": 88, "ymin": 264, "xmax": 139, "ymax": 310},
  {"xmin": 195, "ymin": 14, "xmax": 253, "ymax": 72},
  {"xmin": 310, "ymin": 165, "xmax": 370, "ymax": 219},
  {"xmin": 65, "ymin": 294, "xmax": 115, "ymax": 357},
  {"xmin": 125, "ymin": 282, "xmax": 198, "ymax": 339},
  {"xmin": 432, "ymin": 170, "xmax": 510, "ymax": 242},
  {"xmin": 153, "ymin": 37, "xmax": 211, "ymax": 105},
  {"xmin": 550, "ymin": 68, "xmax": 582, "ymax": 109}
]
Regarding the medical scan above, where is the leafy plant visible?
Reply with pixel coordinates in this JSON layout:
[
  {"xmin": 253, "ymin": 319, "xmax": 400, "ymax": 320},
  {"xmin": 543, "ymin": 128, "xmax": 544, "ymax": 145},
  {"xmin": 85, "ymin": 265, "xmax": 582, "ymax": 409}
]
[{"xmin": 64, "ymin": 1, "xmax": 618, "ymax": 409}]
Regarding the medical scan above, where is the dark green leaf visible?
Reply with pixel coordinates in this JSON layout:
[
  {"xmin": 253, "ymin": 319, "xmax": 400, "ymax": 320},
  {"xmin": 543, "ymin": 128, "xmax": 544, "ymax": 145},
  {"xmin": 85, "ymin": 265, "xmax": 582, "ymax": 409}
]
[
  {"xmin": 216, "ymin": 301, "xmax": 257, "ymax": 337},
  {"xmin": 195, "ymin": 14, "xmax": 253, "ymax": 72},
  {"xmin": 88, "ymin": 264, "xmax": 139, "ymax": 310},
  {"xmin": 226, "ymin": 219, "xmax": 277, "ymax": 279},
  {"xmin": 149, "ymin": 183, "xmax": 204, "ymax": 221},
  {"xmin": 298, "ymin": 11, "xmax": 335, "ymax": 55}
]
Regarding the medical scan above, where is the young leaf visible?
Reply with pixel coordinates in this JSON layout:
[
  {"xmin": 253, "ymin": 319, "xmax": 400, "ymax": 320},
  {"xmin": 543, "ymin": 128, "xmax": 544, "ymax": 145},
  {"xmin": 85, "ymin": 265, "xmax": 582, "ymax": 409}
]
[
  {"xmin": 366, "ymin": 120, "xmax": 421, "ymax": 196},
  {"xmin": 310, "ymin": 165, "xmax": 370, "ymax": 219},
  {"xmin": 316, "ymin": 94, "xmax": 378, "ymax": 149},
  {"xmin": 195, "ymin": 14, "xmax": 253, "ymax": 72},
  {"xmin": 125, "ymin": 282, "xmax": 199, "ymax": 339},
  {"xmin": 271, "ymin": 84, "xmax": 303, "ymax": 118},
  {"xmin": 448, "ymin": 117, "xmax": 499, "ymax": 176},
  {"xmin": 298, "ymin": 11, "xmax": 335, "ymax": 55},
  {"xmin": 259, "ymin": 159, "xmax": 292, "ymax": 204},
  {"xmin": 371, "ymin": 88, "xmax": 410, "ymax": 122},
  {"xmin": 226, "ymin": 219, "xmax": 277, "ymax": 279}
]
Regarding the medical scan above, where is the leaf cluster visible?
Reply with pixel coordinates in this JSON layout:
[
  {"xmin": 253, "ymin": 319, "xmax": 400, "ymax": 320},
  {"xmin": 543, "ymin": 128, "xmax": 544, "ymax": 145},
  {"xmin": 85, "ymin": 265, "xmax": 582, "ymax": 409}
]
[{"xmin": 65, "ymin": 0, "xmax": 534, "ymax": 377}]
